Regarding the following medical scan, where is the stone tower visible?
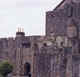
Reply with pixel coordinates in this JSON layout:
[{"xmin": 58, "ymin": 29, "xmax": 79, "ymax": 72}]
[{"xmin": 14, "ymin": 29, "xmax": 34, "ymax": 77}]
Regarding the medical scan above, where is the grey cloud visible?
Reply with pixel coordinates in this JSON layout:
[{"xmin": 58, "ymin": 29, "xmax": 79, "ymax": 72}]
[
  {"xmin": 0, "ymin": 0, "xmax": 62, "ymax": 37},
  {"xmin": 0, "ymin": 0, "xmax": 15, "ymax": 8},
  {"xmin": 16, "ymin": 1, "xmax": 51, "ymax": 8}
]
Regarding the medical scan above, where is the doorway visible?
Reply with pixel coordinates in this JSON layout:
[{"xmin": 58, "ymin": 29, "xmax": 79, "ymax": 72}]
[{"xmin": 24, "ymin": 62, "xmax": 31, "ymax": 77}]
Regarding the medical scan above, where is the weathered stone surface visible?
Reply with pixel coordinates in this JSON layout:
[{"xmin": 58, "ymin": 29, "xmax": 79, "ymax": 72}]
[{"xmin": 0, "ymin": 0, "xmax": 80, "ymax": 77}]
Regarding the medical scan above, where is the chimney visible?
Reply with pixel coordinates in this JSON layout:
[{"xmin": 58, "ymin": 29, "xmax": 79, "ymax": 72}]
[{"xmin": 16, "ymin": 27, "xmax": 25, "ymax": 37}]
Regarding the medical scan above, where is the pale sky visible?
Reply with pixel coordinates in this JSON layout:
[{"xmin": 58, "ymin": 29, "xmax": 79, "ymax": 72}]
[{"xmin": 0, "ymin": 0, "xmax": 62, "ymax": 37}]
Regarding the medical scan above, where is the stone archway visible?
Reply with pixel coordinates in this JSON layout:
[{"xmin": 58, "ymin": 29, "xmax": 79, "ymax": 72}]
[{"xmin": 24, "ymin": 62, "xmax": 31, "ymax": 77}]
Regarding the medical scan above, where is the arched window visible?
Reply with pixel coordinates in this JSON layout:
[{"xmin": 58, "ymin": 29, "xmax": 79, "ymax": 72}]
[{"xmin": 24, "ymin": 62, "xmax": 31, "ymax": 77}]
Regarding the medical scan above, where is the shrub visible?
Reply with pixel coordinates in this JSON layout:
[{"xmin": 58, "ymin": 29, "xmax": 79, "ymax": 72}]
[{"xmin": 0, "ymin": 61, "xmax": 13, "ymax": 77}]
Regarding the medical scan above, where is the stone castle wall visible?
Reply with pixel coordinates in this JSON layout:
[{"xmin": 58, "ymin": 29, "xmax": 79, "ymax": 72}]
[{"xmin": 1, "ymin": 0, "xmax": 80, "ymax": 77}]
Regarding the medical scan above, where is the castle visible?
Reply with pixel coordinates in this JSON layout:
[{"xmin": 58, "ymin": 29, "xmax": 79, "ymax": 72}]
[{"xmin": 0, "ymin": 0, "xmax": 80, "ymax": 77}]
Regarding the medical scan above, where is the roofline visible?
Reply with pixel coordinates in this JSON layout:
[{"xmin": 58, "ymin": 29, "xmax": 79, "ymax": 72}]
[{"xmin": 54, "ymin": 0, "xmax": 65, "ymax": 11}]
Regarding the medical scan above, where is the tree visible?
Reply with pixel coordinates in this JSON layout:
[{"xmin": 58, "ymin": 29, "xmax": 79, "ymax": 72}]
[{"xmin": 0, "ymin": 61, "xmax": 13, "ymax": 77}]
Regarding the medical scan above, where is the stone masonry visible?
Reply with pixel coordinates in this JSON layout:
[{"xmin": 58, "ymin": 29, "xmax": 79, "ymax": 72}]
[{"xmin": 0, "ymin": 0, "xmax": 80, "ymax": 77}]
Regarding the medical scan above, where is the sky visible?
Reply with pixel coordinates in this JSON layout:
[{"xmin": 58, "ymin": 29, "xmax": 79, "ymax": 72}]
[{"xmin": 0, "ymin": 0, "xmax": 62, "ymax": 37}]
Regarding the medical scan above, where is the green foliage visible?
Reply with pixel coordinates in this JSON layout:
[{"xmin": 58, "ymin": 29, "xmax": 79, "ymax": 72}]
[{"xmin": 0, "ymin": 61, "xmax": 13, "ymax": 77}]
